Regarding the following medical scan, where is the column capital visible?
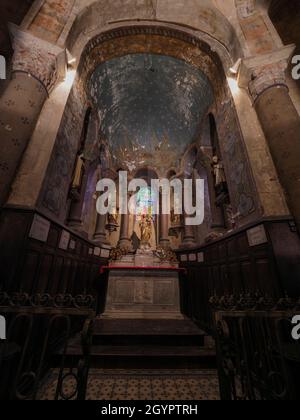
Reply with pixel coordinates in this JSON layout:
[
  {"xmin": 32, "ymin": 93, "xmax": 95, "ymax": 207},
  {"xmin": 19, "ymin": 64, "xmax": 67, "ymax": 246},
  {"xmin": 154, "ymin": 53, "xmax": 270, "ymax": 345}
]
[
  {"xmin": 238, "ymin": 45, "xmax": 295, "ymax": 102},
  {"xmin": 9, "ymin": 24, "xmax": 66, "ymax": 93}
]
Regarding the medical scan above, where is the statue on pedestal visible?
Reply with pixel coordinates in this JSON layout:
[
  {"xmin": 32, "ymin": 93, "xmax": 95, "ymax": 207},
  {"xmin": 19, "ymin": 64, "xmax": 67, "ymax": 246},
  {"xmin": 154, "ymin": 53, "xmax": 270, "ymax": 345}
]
[
  {"xmin": 211, "ymin": 155, "xmax": 229, "ymax": 202},
  {"xmin": 134, "ymin": 214, "xmax": 156, "ymax": 251},
  {"xmin": 212, "ymin": 155, "xmax": 226, "ymax": 187},
  {"xmin": 140, "ymin": 215, "xmax": 152, "ymax": 245}
]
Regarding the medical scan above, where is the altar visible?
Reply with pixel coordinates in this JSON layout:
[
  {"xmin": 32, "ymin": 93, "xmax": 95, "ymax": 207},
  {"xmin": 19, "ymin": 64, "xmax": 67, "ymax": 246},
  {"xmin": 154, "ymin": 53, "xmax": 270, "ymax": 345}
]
[
  {"xmin": 101, "ymin": 265, "xmax": 185, "ymax": 320},
  {"xmin": 101, "ymin": 186, "xmax": 185, "ymax": 319}
]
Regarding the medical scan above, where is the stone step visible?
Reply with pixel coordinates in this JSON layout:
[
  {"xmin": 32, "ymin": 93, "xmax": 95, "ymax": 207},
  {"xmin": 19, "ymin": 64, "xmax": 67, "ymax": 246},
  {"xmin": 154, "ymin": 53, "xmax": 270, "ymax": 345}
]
[
  {"xmin": 59, "ymin": 345, "xmax": 216, "ymax": 370},
  {"xmin": 92, "ymin": 335, "xmax": 205, "ymax": 346},
  {"xmin": 93, "ymin": 318, "xmax": 206, "ymax": 335},
  {"xmin": 92, "ymin": 318, "xmax": 206, "ymax": 346},
  {"xmin": 54, "ymin": 318, "xmax": 215, "ymax": 370}
]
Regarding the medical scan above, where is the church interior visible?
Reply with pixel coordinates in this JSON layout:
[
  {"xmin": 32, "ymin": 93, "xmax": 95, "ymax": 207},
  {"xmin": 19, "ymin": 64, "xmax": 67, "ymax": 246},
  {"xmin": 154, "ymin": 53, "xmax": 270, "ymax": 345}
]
[{"xmin": 0, "ymin": 0, "xmax": 300, "ymax": 401}]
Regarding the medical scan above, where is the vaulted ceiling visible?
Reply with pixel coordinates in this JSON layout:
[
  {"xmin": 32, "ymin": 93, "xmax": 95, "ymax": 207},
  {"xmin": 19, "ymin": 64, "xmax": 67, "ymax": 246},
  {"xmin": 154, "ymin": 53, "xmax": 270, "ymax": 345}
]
[{"xmin": 90, "ymin": 54, "xmax": 214, "ymax": 172}]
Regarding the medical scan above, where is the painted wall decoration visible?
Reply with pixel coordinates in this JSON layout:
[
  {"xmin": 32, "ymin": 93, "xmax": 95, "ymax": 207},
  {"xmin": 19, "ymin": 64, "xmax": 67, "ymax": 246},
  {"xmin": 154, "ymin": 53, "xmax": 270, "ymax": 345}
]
[
  {"xmin": 215, "ymin": 97, "xmax": 259, "ymax": 222},
  {"xmin": 39, "ymin": 77, "xmax": 88, "ymax": 220},
  {"xmin": 29, "ymin": 0, "xmax": 75, "ymax": 44},
  {"xmin": 90, "ymin": 54, "xmax": 214, "ymax": 173}
]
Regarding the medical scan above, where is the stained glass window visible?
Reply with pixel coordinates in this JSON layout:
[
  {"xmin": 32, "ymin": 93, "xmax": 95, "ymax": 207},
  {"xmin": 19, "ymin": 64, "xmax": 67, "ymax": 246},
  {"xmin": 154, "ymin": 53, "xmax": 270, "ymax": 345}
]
[{"xmin": 136, "ymin": 187, "xmax": 156, "ymax": 219}]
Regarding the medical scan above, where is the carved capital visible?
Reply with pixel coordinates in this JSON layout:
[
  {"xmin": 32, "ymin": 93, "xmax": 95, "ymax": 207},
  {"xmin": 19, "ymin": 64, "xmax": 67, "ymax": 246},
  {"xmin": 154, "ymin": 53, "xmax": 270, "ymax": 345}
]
[
  {"xmin": 9, "ymin": 24, "xmax": 66, "ymax": 93},
  {"xmin": 238, "ymin": 45, "xmax": 296, "ymax": 101},
  {"xmin": 248, "ymin": 61, "xmax": 287, "ymax": 101}
]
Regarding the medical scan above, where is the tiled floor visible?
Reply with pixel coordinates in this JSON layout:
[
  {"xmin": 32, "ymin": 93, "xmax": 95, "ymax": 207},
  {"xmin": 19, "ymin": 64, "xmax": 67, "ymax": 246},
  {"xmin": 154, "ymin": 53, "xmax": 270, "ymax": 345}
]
[{"xmin": 38, "ymin": 369, "xmax": 220, "ymax": 401}]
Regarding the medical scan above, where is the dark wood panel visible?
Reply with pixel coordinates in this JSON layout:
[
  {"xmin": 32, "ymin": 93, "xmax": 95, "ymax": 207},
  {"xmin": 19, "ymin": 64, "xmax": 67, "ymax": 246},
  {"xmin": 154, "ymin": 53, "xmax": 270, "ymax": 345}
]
[
  {"xmin": 49, "ymin": 256, "xmax": 63, "ymax": 295},
  {"xmin": 0, "ymin": 208, "xmax": 109, "ymax": 299},
  {"xmin": 36, "ymin": 254, "xmax": 54, "ymax": 293},
  {"xmin": 178, "ymin": 219, "xmax": 300, "ymax": 331},
  {"xmin": 20, "ymin": 251, "xmax": 40, "ymax": 294},
  {"xmin": 255, "ymin": 259, "xmax": 277, "ymax": 296}
]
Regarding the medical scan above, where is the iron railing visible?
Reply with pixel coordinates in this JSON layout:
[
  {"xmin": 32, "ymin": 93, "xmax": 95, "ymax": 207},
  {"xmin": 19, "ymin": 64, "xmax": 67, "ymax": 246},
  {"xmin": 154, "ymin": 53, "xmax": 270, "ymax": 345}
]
[
  {"xmin": 0, "ymin": 294, "xmax": 95, "ymax": 400},
  {"xmin": 211, "ymin": 293, "xmax": 300, "ymax": 400}
]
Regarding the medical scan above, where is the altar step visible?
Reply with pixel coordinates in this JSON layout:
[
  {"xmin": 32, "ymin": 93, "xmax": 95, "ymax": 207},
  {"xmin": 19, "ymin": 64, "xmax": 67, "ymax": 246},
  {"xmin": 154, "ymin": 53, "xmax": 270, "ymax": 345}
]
[
  {"xmin": 92, "ymin": 318, "xmax": 206, "ymax": 347},
  {"xmin": 59, "ymin": 319, "xmax": 216, "ymax": 370}
]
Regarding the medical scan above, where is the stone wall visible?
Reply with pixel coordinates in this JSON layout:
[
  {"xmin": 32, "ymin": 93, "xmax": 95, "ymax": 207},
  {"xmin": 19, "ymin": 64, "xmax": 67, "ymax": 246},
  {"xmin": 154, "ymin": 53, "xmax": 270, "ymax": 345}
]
[{"xmin": 39, "ymin": 76, "xmax": 88, "ymax": 221}]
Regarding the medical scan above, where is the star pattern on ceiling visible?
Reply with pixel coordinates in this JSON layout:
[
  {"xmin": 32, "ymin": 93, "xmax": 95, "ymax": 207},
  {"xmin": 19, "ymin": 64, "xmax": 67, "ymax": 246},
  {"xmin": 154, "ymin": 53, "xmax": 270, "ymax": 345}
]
[{"xmin": 90, "ymin": 54, "xmax": 214, "ymax": 172}]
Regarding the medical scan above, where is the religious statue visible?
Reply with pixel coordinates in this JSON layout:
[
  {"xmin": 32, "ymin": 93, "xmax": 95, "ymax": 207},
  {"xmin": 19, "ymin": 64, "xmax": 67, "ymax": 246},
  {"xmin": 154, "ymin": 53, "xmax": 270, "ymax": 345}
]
[
  {"xmin": 212, "ymin": 155, "xmax": 226, "ymax": 187},
  {"xmin": 139, "ymin": 214, "xmax": 153, "ymax": 245},
  {"xmin": 72, "ymin": 153, "xmax": 85, "ymax": 190}
]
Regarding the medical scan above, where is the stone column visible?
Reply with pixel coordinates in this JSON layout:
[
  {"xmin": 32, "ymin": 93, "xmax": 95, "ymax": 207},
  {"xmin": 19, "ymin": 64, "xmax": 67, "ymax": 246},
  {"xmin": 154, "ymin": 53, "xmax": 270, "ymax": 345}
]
[
  {"xmin": 181, "ymin": 221, "xmax": 197, "ymax": 249},
  {"xmin": 240, "ymin": 48, "xmax": 300, "ymax": 231},
  {"xmin": 118, "ymin": 213, "xmax": 131, "ymax": 248},
  {"xmin": 159, "ymin": 189, "xmax": 171, "ymax": 248},
  {"xmin": 159, "ymin": 213, "xmax": 170, "ymax": 247},
  {"xmin": 0, "ymin": 25, "xmax": 65, "ymax": 206},
  {"xmin": 94, "ymin": 214, "xmax": 108, "ymax": 245}
]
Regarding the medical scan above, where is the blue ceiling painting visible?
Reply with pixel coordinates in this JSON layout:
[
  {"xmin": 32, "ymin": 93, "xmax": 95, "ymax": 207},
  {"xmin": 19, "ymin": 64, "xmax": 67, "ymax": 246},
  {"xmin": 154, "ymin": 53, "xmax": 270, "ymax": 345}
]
[{"xmin": 90, "ymin": 54, "xmax": 214, "ymax": 172}]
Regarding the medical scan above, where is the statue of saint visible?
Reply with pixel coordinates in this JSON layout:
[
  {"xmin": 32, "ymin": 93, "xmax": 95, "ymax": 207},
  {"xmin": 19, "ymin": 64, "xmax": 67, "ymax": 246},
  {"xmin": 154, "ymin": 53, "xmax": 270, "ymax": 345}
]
[
  {"xmin": 72, "ymin": 153, "xmax": 85, "ymax": 190},
  {"xmin": 140, "ymin": 215, "xmax": 153, "ymax": 245},
  {"xmin": 212, "ymin": 155, "xmax": 226, "ymax": 187}
]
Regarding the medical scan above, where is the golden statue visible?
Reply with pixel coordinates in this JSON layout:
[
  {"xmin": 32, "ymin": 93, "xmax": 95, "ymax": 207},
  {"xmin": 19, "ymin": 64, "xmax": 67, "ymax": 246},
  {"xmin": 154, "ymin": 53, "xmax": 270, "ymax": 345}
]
[
  {"xmin": 139, "ymin": 215, "xmax": 153, "ymax": 245},
  {"xmin": 72, "ymin": 153, "xmax": 85, "ymax": 189}
]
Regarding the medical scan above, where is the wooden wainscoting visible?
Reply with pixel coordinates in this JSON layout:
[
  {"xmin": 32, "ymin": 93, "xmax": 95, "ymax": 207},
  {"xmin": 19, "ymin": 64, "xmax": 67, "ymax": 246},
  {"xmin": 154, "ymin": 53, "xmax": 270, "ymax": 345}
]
[
  {"xmin": 178, "ymin": 218, "xmax": 300, "ymax": 331},
  {"xmin": 0, "ymin": 207, "xmax": 108, "ymax": 299}
]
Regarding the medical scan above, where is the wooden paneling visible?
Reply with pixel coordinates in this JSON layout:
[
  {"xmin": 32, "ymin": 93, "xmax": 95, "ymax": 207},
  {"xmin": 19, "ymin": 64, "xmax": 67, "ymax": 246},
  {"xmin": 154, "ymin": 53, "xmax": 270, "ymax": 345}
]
[
  {"xmin": 0, "ymin": 208, "xmax": 108, "ymax": 299},
  {"xmin": 179, "ymin": 219, "xmax": 300, "ymax": 331}
]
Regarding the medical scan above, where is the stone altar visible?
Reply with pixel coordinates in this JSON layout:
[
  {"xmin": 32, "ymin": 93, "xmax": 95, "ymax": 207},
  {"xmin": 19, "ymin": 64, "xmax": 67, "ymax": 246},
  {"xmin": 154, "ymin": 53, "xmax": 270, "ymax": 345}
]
[{"xmin": 102, "ymin": 250, "xmax": 184, "ymax": 320}]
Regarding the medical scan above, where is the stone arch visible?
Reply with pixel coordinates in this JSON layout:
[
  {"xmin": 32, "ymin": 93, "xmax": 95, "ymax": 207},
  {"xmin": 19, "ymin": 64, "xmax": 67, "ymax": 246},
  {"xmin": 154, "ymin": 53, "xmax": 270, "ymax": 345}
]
[
  {"xmin": 40, "ymin": 25, "xmax": 259, "ymax": 229},
  {"xmin": 66, "ymin": 0, "xmax": 243, "ymax": 64},
  {"xmin": 77, "ymin": 26, "xmax": 227, "ymax": 104}
]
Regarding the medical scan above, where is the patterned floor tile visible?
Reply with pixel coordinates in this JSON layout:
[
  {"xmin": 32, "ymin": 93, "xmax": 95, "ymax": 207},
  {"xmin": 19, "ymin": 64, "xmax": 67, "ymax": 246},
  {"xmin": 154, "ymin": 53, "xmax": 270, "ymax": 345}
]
[{"xmin": 38, "ymin": 369, "xmax": 220, "ymax": 401}]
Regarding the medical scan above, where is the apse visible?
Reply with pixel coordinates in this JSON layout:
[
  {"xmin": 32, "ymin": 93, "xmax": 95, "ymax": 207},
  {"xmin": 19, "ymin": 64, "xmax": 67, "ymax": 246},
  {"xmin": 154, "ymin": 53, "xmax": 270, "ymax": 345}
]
[{"xmin": 90, "ymin": 54, "xmax": 214, "ymax": 171}]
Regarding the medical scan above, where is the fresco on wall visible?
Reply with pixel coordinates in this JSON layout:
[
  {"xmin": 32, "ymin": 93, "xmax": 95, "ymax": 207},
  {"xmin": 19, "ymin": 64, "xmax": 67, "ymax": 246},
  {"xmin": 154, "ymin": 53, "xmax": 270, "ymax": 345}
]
[
  {"xmin": 90, "ymin": 54, "xmax": 214, "ymax": 173},
  {"xmin": 40, "ymin": 78, "xmax": 88, "ymax": 219},
  {"xmin": 216, "ymin": 98, "xmax": 258, "ymax": 221}
]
